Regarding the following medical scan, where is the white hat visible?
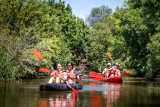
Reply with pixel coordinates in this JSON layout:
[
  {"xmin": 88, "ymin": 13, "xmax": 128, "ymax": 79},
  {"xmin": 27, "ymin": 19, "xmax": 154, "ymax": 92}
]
[
  {"xmin": 115, "ymin": 63, "xmax": 119, "ymax": 66},
  {"xmin": 107, "ymin": 63, "xmax": 111, "ymax": 66}
]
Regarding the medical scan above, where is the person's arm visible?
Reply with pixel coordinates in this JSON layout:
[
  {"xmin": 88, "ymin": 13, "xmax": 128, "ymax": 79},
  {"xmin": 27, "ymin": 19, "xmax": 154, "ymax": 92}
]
[
  {"xmin": 62, "ymin": 72, "xmax": 68, "ymax": 81},
  {"xmin": 102, "ymin": 68, "xmax": 107, "ymax": 74},
  {"xmin": 74, "ymin": 70, "xmax": 81, "ymax": 80},
  {"xmin": 49, "ymin": 67, "xmax": 54, "ymax": 76},
  {"xmin": 118, "ymin": 69, "xmax": 121, "ymax": 76}
]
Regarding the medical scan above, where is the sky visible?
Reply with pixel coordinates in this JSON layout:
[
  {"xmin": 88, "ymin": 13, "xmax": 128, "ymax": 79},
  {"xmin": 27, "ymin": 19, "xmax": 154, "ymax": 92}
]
[{"xmin": 62, "ymin": 0, "xmax": 125, "ymax": 21}]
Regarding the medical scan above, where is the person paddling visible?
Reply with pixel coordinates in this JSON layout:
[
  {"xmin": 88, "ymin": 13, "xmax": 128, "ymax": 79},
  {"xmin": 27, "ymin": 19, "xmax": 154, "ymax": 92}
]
[
  {"xmin": 102, "ymin": 63, "xmax": 112, "ymax": 78},
  {"xmin": 48, "ymin": 63, "xmax": 67, "ymax": 83},
  {"xmin": 114, "ymin": 63, "xmax": 121, "ymax": 76},
  {"xmin": 110, "ymin": 63, "xmax": 121, "ymax": 77},
  {"xmin": 66, "ymin": 62, "xmax": 80, "ymax": 84}
]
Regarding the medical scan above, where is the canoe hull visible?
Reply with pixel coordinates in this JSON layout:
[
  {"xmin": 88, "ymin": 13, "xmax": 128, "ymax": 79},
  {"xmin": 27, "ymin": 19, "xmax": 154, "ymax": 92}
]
[
  {"xmin": 101, "ymin": 76, "xmax": 123, "ymax": 83},
  {"xmin": 39, "ymin": 82, "xmax": 83, "ymax": 91}
]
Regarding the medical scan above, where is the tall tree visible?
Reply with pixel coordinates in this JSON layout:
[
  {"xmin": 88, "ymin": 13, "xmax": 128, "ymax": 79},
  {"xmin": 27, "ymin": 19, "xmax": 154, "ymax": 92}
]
[
  {"xmin": 85, "ymin": 5, "xmax": 113, "ymax": 71},
  {"xmin": 86, "ymin": 5, "xmax": 112, "ymax": 27}
]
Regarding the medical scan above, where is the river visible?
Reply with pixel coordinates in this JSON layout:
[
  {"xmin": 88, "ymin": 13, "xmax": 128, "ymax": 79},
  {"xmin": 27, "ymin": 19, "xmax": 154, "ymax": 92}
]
[{"xmin": 0, "ymin": 76, "xmax": 160, "ymax": 107}]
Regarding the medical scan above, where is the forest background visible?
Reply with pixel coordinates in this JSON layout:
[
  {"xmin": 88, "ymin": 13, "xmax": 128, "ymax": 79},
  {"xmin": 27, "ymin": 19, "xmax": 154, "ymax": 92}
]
[{"xmin": 0, "ymin": 0, "xmax": 159, "ymax": 81}]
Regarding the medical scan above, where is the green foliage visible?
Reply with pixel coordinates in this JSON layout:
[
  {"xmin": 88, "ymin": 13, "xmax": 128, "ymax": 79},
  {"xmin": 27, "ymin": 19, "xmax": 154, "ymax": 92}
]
[
  {"xmin": 86, "ymin": 22, "xmax": 113, "ymax": 72},
  {"xmin": 1, "ymin": 0, "xmax": 159, "ymax": 81},
  {"xmin": 0, "ymin": 0, "xmax": 90, "ymax": 79},
  {"xmin": 0, "ymin": 52, "xmax": 18, "ymax": 80},
  {"xmin": 123, "ymin": 68, "xmax": 136, "ymax": 75},
  {"xmin": 86, "ymin": 5, "xmax": 112, "ymax": 27},
  {"xmin": 109, "ymin": 0, "xmax": 160, "ymax": 79},
  {"xmin": 85, "ymin": 5, "xmax": 113, "ymax": 72},
  {"xmin": 85, "ymin": 0, "xmax": 160, "ymax": 80},
  {"xmin": 146, "ymin": 33, "xmax": 160, "ymax": 80}
]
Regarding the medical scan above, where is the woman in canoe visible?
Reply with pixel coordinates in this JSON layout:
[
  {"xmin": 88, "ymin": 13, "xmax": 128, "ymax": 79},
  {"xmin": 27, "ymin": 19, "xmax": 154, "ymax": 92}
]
[
  {"xmin": 66, "ymin": 62, "xmax": 81, "ymax": 84},
  {"xmin": 102, "ymin": 63, "xmax": 112, "ymax": 78},
  {"xmin": 110, "ymin": 63, "xmax": 121, "ymax": 77},
  {"xmin": 114, "ymin": 63, "xmax": 121, "ymax": 76},
  {"xmin": 48, "ymin": 63, "xmax": 67, "ymax": 83}
]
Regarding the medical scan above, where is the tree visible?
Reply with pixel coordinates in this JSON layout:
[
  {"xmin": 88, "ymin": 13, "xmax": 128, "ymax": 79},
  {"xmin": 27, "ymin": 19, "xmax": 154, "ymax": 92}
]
[
  {"xmin": 86, "ymin": 5, "xmax": 112, "ymax": 27},
  {"xmin": 110, "ymin": 0, "xmax": 160, "ymax": 78},
  {"xmin": 146, "ymin": 33, "xmax": 160, "ymax": 80}
]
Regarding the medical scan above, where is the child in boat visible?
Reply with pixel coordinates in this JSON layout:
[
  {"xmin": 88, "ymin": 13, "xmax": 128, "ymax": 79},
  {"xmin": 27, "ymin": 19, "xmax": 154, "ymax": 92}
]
[
  {"xmin": 66, "ymin": 62, "xmax": 80, "ymax": 84},
  {"xmin": 102, "ymin": 63, "xmax": 112, "ymax": 78},
  {"xmin": 48, "ymin": 63, "xmax": 67, "ymax": 83}
]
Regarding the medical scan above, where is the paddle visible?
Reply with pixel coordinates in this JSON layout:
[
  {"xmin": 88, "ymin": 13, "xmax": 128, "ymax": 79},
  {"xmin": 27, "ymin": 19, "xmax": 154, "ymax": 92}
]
[
  {"xmin": 33, "ymin": 50, "xmax": 52, "ymax": 68},
  {"xmin": 33, "ymin": 49, "xmax": 78, "ymax": 93},
  {"xmin": 39, "ymin": 68, "xmax": 50, "ymax": 72},
  {"xmin": 121, "ymin": 73, "xmax": 130, "ymax": 76},
  {"xmin": 107, "ymin": 52, "xmax": 113, "ymax": 62},
  {"xmin": 89, "ymin": 71, "xmax": 103, "ymax": 81}
]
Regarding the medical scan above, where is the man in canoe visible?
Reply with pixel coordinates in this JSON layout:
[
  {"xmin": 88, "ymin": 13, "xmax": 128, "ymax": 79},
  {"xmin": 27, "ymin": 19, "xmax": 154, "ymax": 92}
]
[
  {"xmin": 102, "ymin": 63, "xmax": 112, "ymax": 78},
  {"xmin": 48, "ymin": 63, "xmax": 67, "ymax": 83},
  {"xmin": 66, "ymin": 62, "xmax": 81, "ymax": 84}
]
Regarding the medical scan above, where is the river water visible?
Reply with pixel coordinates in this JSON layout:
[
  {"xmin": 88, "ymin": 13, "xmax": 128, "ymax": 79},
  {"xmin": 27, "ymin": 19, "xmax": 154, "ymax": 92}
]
[{"xmin": 0, "ymin": 76, "xmax": 160, "ymax": 107}]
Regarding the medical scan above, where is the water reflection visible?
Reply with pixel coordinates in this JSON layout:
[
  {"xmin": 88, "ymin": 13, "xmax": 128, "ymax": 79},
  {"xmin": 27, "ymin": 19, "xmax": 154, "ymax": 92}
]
[
  {"xmin": 87, "ymin": 81, "xmax": 121, "ymax": 107},
  {"xmin": 102, "ymin": 82, "xmax": 121, "ymax": 107},
  {"xmin": 1, "ymin": 77, "xmax": 160, "ymax": 107},
  {"xmin": 88, "ymin": 91, "xmax": 102, "ymax": 107},
  {"xmin": 38, "ymin": 92, "xmax": 79, "ymax": 107}
]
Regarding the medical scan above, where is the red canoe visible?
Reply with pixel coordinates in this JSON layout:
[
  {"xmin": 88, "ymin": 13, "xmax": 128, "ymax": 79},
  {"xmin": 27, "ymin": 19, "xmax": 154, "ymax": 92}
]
[{"xmin": 101, "ymin": 76, "xmax": 123, "ymax": 83}]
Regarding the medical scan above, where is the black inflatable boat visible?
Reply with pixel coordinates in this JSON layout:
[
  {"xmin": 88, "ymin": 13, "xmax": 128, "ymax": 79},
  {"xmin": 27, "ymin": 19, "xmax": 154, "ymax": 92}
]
[{"xmin": 39, "ymin": 82, "xmax": 83, "ymax": 91}]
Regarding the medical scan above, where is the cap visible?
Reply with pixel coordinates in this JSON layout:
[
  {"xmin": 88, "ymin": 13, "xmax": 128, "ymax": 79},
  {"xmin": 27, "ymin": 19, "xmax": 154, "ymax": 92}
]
[
  {"xmin": 115, "ymin": 63, "xmax": 119, "ymax": 66},
  {"xmin": 107, "ymin": 63, "xmax": 111, "ymax": 66}
]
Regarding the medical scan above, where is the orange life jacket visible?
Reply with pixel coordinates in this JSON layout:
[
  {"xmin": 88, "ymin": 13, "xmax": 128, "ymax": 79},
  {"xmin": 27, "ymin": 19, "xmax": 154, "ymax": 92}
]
[
  {"xmin": 104, "ymin": 69, "xmax": 110, "ymax": 76},
  {"xmin": 51, "ymin": 71, "xmax": 64, "ymax": 78},
  {"xmin": 115, "ymin": 69, "xmax": 120, "ymax": 75},
  {"xmin": 66, "ymin": 70, "xmax": 77, "ymax": 82}
]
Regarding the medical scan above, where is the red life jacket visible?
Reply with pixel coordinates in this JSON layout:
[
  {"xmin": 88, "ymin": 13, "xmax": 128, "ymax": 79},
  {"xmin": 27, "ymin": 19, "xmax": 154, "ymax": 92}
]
[{"xmin": 110, "ymin": 67, "xmax": 116, "ymax": 75}]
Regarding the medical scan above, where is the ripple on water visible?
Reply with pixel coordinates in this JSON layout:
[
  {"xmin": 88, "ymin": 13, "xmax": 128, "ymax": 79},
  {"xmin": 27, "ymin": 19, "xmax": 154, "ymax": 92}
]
[{"xmin": 80, "ymin": 85, "xmax": 115, "ymax": 92}]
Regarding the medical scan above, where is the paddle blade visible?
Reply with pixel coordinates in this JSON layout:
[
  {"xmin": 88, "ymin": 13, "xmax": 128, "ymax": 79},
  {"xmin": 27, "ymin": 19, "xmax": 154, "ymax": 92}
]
[
  {"xmin": 71, "ymin": 87, "xmax": 78, "ymax": 93},
  {"xmin": 121, "ymin": 73, "xmax": 130, "ymax": 76},
  {"xmin": 89, "ymin": 71, "xmax": 103, "ymax": 81},
  {"xmin": 89, "ymin": 71, "xmax": 97, "ymax": 76},
  {"xmin": 89, "ymin": 76, "xmax": 103, "ymax": 81},
  {"xmin": 39, "ymin": 68, "xmax": 50, "ymax": 72},
  {"xmin": 107, "ymin": 52, "xmax": 112, "ymax": 61},
  {"xmin": 33, "ymin": 50, "xmax": 43, "ymax": 60}
]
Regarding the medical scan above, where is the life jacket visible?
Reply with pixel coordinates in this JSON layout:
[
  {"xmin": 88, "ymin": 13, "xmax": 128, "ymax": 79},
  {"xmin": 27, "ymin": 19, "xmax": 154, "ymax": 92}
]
[
  {"xmin": 66, "ymin": 70, "xmax": 77, "ymax": 83},
  {"xmin": 104, "ymin": 68, "xmax": 110, "ymax": 76},
  {"xmin": 110, "ymin": 67, "xmax": 116, "ymax": 75},
  {"xmin": 115, "ymin": 69, "xmax": 120, "ymax": 75},
  {"xmin": 51, "ymin": 70, "xmax": 64, "ymax": 79}
]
